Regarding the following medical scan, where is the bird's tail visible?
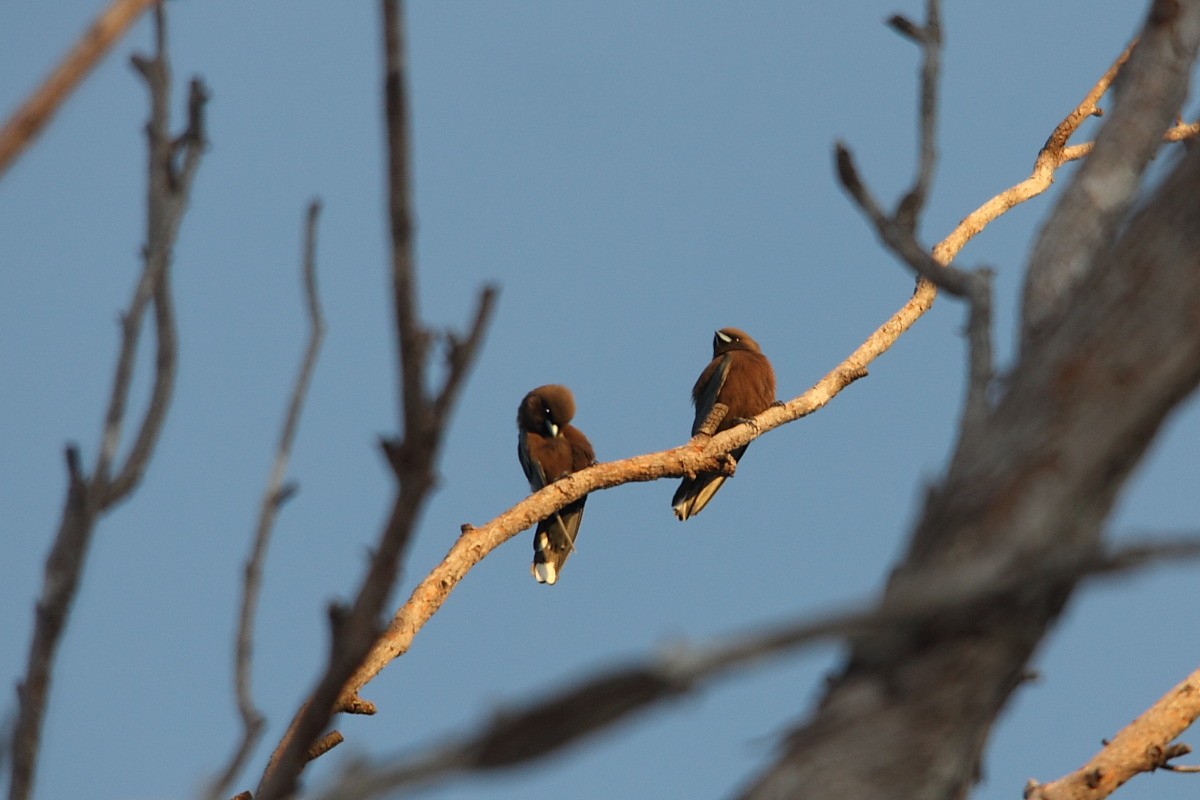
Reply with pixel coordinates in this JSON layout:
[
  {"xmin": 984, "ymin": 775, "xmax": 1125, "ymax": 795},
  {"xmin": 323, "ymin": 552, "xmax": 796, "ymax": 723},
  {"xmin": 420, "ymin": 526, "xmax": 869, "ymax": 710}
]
[
  {"xmin": 671, "ymin": 472, "xmax": 727, "ymax": 521},
  {"xmin": 531, "ymin": 499, "xmax": 587, "ymax": 584}
]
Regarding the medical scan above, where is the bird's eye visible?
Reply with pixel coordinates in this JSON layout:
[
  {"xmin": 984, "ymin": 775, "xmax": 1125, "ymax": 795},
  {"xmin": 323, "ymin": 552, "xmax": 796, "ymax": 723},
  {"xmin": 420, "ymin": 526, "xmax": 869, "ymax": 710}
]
[{"xmin": 543, "ymin": 406, "xmax": 553, "ymax": 420}]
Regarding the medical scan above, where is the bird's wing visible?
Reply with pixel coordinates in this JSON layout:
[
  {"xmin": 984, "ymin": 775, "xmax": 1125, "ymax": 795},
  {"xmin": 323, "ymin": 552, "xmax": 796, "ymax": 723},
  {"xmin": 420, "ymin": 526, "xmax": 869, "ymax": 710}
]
[
  {"xmin": 691, "ymin": 354, "xmax": 731, "ymax": 436},
  {"xmin": 517, "ymin": 434, "xmax": 547, "ymax": 490}
]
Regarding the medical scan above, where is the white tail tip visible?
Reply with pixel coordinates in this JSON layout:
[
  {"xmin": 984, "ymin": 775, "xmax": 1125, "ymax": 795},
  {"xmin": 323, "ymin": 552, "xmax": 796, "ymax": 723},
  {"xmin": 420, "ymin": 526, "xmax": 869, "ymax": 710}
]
[{"xmin": 531, "ymin": 560, "xmax": 558, "ymax": 584}]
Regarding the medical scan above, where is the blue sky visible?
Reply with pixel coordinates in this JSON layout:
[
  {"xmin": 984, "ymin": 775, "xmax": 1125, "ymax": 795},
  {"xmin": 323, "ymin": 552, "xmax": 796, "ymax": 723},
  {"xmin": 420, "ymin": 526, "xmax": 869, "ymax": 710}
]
[{"xmin": 2, "ymin": 2, "xmax": 1198, "ymax": 799}]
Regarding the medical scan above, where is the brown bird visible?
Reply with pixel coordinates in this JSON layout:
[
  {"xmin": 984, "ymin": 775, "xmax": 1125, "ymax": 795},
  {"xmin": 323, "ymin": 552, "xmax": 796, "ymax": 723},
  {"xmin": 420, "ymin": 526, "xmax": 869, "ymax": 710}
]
[
  {"xmin": 517, "ymin": 384, "xmax": 596, "ymax": 584},
  {"xmin": 672, "ymin": 327, "xmax": 776, "ymax": 521}
]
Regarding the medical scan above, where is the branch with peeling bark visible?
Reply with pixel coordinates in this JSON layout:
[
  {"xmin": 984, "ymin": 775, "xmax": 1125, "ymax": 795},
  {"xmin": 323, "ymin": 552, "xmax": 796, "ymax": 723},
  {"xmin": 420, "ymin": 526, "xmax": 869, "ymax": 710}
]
[{"xmin": 6, "ymin": 7, "xmax": 206, "ymax": 800}]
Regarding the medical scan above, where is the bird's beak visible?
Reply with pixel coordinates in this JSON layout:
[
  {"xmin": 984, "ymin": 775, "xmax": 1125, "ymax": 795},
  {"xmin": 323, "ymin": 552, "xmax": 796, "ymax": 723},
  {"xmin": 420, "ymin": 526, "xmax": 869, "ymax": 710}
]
[
  {"xmin": 546, "ymin": 421, "xmax": 560, "ymax": 437},
  {"xmin": 715, "ymin": 330, "xmax": 733, "ymax": 344}
]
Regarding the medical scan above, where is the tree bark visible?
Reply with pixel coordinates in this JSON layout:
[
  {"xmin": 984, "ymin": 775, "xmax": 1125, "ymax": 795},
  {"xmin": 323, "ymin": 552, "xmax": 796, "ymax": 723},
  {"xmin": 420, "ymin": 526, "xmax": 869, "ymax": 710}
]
[{"xmin": 738, "ymin": 5, "xmax": 1200, "ymax": 796}]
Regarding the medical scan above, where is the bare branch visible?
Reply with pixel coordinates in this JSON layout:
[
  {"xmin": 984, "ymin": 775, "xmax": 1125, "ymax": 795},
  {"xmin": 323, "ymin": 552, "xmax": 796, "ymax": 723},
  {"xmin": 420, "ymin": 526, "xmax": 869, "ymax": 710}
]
[
  {"xmin": 105, "ymin": 12, "xmax": 208, "ymax": 508},
  {"xmin": 931, "ymin": 40, "xmax": 1133, "ymax": 266},
  {"xmin": 311, "ymin": 537, "xmax": 1200, "ymax": 800},
  {"xmin": 205, "ymin": 202, "xmax": 326, "ymax": 800},
  {"xmin": 0, "ymin": 0, "xmax": 158, "ymax": 179},
  {"xmin": 8, "ymin": 449, "xmax": 95, "ymax": 800},
  {"xmin": 885, "ymin": 15, "xmax": 923, "ymax": 44},
  {"xmin": 894, "ymin": 0, "xmax": 941, "ymax": 229},
  {"xmin": 834, "ymin": 143, "xmax": 975, "ymax": 298},
  {"xmin": 1047, "ymin": 41, "xmax": 1132, "ymax": 153},
  {"xmin": 6, "ymin": 8, "xmax": 204, "ymax": 799},
  {"xmin": 382, "ymin": 0, "xmax": 426, "ymax": 440},
  {"xmin": 1165, "ymin": 119, "xmax": 1200, "ymax": 142},
  {"xmin": 1026, "ymin": 666, "xmax": 1200, "ymax": 800},
  {"xmin": 429, "ymin": 285, "xmax": 500, "ymax": 426}
]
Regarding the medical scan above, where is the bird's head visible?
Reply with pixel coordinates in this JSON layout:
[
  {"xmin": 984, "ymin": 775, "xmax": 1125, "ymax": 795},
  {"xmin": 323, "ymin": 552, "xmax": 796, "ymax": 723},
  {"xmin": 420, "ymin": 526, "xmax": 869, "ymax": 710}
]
[
  {"xmin": 712, "ymin": 327, "xmax": 762, "ymax": 357},
  {"xmin": 519, "ymin": 384, "xmax": 576, "ymax": 437}
]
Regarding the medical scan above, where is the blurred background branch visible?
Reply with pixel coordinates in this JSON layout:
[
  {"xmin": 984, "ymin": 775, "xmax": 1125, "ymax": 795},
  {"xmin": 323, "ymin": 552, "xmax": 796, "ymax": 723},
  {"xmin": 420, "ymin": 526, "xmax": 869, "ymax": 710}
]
[{"xmin": 6, "ymin": 6, "xmax": 206, "ymax": 800}]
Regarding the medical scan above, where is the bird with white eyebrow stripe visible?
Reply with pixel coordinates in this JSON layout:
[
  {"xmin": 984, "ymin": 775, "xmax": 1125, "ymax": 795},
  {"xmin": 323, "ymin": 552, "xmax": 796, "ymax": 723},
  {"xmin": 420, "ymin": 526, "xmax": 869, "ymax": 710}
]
[{"xmin": 672, "ymin": 328, "xmax": 776, "ymax": 521}]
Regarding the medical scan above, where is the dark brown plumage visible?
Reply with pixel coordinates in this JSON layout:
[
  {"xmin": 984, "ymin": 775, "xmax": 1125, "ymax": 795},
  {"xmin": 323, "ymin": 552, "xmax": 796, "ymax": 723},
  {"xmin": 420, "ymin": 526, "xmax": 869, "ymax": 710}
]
[
  {"xmin": 517, "ymin": 384, "xmax": 596, "ymax": 584},
  {"xmin": 672, "ymin": 327, "xmax": 776, "ymax": 521}
]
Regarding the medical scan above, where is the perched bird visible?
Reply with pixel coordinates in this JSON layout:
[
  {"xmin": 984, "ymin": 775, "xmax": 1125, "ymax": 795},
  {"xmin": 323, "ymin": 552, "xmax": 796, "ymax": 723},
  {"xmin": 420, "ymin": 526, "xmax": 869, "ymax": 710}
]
[
  {"xmin": 672, "ymin": 327, "xmax": 776, "ymax": 521},
  {"xmin": 517, "ymin": 384, "xmax": 596, "ymax": 584}
]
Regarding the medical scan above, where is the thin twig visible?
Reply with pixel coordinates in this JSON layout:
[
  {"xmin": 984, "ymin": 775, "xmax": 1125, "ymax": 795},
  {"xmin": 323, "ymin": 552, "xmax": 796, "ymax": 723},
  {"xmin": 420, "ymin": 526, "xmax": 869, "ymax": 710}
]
[
  {"xmin": 429, "ymin": 287, "xmax": 499, "ymax": 425},
  {"xmin": 891, "ymin": 0, "xmax": 941, "ymax": 229},
  {"xmin": 205, "ymin": 202, "xmax": 326, "ymax": 800},
  {"xmin": 6, "ymin": 7, "xmax": 205, "ymax": 800},
  {"xmin": 930, "ymin": 40, "xmax": 1134, "ymax": 266},
  {"xmin": 0, "ymin": 0, "xmax": 158, "ymax": 179},
  {"xmin": 312, "ymin": 537, "xmax": 1200, "ymax": 800},
  {"xmin": 834, "ymin": 143, "xmax": 974, "ymax": 298}
]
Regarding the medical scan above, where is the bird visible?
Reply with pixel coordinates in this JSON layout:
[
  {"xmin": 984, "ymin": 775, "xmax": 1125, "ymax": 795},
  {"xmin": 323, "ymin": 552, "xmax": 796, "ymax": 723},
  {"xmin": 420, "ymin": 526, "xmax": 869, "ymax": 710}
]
[
  {"xmin": 672, "ymin": 327, "xmax": 776, "ymax": 521},
  {"xmin": 517, "ymin": 384, "xmax": 596, "ymax": 584}
]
